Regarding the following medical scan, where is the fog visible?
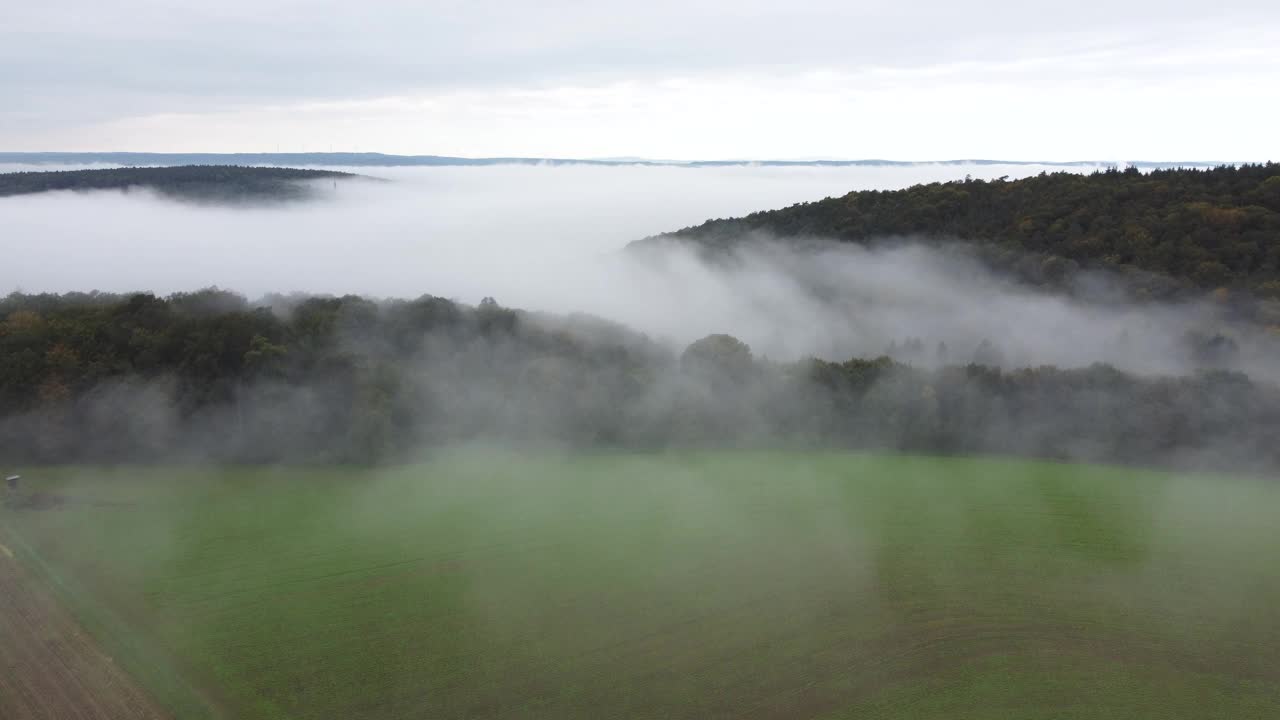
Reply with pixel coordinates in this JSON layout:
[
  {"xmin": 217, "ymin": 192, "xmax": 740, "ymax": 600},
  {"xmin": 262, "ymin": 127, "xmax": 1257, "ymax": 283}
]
[
  {"xmin": 617, "ymin": 241, "xmax": 1230, "ymax": 371},
  {"xmin": 1, "ymin": 161, "xmax": 1083, "ymax": 302},
  {"xmin": 4, "ymin": 162, "xmax": 1280, "ymax": 718},
  {"xmin": 4, "ymin": 162, "xmax": 1273, "ymax": 383}
]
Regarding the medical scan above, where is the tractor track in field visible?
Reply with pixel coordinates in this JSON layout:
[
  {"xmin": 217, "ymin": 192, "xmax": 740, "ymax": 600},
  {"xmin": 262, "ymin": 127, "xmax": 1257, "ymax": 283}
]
[{"xmin": 0, "ymin": 539, "xmax": 170, "ymax": 720}]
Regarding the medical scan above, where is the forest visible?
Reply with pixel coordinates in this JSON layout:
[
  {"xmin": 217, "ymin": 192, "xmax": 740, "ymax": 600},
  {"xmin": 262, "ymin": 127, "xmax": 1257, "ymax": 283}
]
[
  {"xmin": 0, "ymin": 165, "xmax": 359, "ymax": 203},
  {"xmin": 638, "ymin": 164, "xmax": 1280, "ymax": 303},
  {"xmin": 1, "ymin": 289, "xmax": 1276, "ymax": 472}
]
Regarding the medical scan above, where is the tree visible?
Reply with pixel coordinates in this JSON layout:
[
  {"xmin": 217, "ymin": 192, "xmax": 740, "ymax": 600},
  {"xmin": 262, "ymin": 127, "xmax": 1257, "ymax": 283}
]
[
  {"xmin": 243, "ymin": 334, "xmax": 288, "ymax": 378},
  {"xmin": 972, "ymin": 339, "xmax": 1005, "ymax": 368},
  {"xmin": 681, "ymin": 334, "xmax": 753, "ymax": 381}
]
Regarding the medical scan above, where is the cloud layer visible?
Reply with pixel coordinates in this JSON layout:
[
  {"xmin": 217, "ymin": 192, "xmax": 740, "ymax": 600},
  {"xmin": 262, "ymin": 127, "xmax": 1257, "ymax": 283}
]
[
  {"xmin": 1, "ymin": 163, "xmax": 1074, "ymax": 300},
  {"xmin": 4, "ymin": 163, "xmax": 1276, "ymax": 382},
  {"xmin": 3, "ymin": 2, "xmax": 1279, "ymax": 158}
]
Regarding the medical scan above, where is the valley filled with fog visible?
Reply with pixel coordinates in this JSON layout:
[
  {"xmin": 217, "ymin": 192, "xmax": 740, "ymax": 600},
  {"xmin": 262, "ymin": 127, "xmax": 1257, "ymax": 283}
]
[
  {"xmin": 5, "ymin": 162, "xmax": 1275, "ymax": 381},
  {"xmin": 3, "ymin": 162, "xmax": 1086, "ymax": 305},
  {"xmin": 5, "ymin": 3, "xmax": 1280, "ymax": 719},
  {"xmin": 3, "ymin": 162, "xmax": 1089, "ymax": 306}
]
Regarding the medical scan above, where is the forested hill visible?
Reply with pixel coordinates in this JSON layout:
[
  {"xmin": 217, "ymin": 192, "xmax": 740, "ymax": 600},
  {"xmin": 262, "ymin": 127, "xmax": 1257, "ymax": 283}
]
[
  {"xmin": 635, "ymin": 164, "xmax": 1280, "ymax": 298},
  {"xmin": 0, "ymin": 165, "xmax": 360, "ymax": 203}
]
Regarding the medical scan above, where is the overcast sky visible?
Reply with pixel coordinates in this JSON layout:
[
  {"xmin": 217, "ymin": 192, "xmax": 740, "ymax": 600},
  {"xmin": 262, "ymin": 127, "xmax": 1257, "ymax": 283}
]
[{"xmin": 3, "ymin": 1, "xmax": 1278, "ymax": 160}]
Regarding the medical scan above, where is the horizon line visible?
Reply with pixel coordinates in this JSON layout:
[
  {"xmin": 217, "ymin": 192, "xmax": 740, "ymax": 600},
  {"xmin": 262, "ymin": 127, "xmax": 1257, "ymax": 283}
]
[{"xmin": 0, "ymin": 151, "xmax": 1251, "ymax": 169}]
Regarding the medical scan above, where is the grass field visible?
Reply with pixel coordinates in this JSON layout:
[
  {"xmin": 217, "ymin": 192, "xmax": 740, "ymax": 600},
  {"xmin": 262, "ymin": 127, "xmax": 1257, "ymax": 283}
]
[{"xmin": 2, "ymin": 451, "xmax": 1278, "ymax": 719}]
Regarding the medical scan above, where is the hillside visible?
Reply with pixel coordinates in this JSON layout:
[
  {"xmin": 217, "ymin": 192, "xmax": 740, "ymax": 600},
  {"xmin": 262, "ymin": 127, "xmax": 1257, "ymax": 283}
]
[
  {"xmin": 0, "ymin": 165, "xmax": 360, "ymax": 203},
  {"xmin": 635, "ymin": 164, "xmax": 1280, "ymax": 299}
]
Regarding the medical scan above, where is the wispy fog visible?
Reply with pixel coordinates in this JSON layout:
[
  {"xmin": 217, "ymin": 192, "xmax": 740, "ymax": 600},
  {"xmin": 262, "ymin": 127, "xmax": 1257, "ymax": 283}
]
[{"xmin": 5, "ymin": 162, "xmax": 1270, "ymax": 380}]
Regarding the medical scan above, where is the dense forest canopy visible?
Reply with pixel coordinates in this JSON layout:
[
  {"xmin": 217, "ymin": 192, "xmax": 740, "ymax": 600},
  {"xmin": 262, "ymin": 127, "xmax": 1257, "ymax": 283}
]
[
  {"xmin": 636, "ymin": 164, "xmax": 1280, "ymax": 299},
  {"xmin": 0, "ymin": 165, "xmax": 361, "ymax": 203},
  {"xmin": 1, "ymin": 290, "xmax": 1277, "ymax": 473}
]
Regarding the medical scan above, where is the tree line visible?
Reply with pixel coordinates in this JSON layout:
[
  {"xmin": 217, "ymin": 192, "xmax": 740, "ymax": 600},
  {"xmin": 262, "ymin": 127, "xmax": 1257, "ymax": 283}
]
[
  {"xmin": 0, "ymin": 165, "xmax": 358, "ymax": 203},
  {"xmin": 2, "ymin": 290, "xmax": 1277, "ymax": 474}
]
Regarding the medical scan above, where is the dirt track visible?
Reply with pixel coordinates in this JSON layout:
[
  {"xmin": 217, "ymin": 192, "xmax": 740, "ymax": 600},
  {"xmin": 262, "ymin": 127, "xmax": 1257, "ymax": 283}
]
[{"xmin": 0, "ymin": 540, "xmax": 169, "ymax": 720}]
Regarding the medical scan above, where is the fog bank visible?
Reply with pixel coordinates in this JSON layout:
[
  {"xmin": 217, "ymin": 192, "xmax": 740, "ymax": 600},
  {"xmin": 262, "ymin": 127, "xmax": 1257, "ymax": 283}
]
[
  {"xmin": 1, "ymin": 162, "xmax": 1089, "ymax": 297},
  {"xmin": 6, "ymin": 161, "xmax": 1271, "ymax": 380}
]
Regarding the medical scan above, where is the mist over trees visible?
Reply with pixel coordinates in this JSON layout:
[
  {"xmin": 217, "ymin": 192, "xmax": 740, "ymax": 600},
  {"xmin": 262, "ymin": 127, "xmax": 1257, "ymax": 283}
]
[
  {"xmin": 2, "ymin": 289, "xmax": 1277, "ymax": 473},
  {"xmin": 639, "ymin": 164, "xmax": 1280, "ymax": 306},
  {"xmin": 0, "ymin": 165, "xmax": 359, "ymax": 204},
  {"xmin": 3, "ymin": 163, "xmax": 1279, "ymax": 474}
]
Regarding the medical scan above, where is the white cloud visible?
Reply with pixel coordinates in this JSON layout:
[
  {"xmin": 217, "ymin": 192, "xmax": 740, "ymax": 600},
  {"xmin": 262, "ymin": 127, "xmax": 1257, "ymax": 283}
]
[{"xmin": 2, "ymin": 1, "xmax": 1278, "ymax": 158}]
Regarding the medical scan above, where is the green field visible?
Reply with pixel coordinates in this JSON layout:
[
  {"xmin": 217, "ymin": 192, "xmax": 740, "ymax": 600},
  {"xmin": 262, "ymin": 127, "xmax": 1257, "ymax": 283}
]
[{"xmin": 2, "ymin": 451, "xmax": 1279, "ymax": 719}]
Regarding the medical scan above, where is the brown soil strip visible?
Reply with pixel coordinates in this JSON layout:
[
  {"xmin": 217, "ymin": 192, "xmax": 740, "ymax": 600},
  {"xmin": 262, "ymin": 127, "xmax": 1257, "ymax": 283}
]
[{"xmin": 0, "ymin": 544, "xmax": 170, "ymax": 720}]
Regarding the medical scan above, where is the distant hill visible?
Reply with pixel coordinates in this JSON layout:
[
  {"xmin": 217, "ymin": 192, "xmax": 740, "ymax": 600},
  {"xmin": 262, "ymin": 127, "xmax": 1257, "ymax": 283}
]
[
  {"xmin": 634, "ymin": 164, "xmax": 1280, "ymax": 301},
  {"xmin": 0, "ymin": 151, "xmax": 1230, "ymax": 169},
  {"xmin": 0, "ymin": 165, "xmax": 361, "ymax": 203}
]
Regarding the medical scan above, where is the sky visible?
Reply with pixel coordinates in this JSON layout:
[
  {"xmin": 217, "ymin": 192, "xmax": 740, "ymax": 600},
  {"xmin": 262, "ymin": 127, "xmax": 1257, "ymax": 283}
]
[{"xmin": 2, "ymin": 1, "xmax": 1279, "ymax": 160}]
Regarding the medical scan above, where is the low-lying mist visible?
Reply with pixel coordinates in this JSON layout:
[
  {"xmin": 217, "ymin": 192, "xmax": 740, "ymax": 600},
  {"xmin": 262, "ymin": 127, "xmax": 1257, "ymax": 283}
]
[
  {"xmin": 4, "ymin": 163, "xmax": 1070, "ymax": 304},
  {"xmin": 7, "ymin": 162, "xmax": 1269, "ymax": 381},
  {"xmin": 6, "ymin": 165, "xmax": 1278, "ymax": 720},
  {"xmin": 620, "ymin": 239, "xmax": 1280, "ymax": 381}
]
